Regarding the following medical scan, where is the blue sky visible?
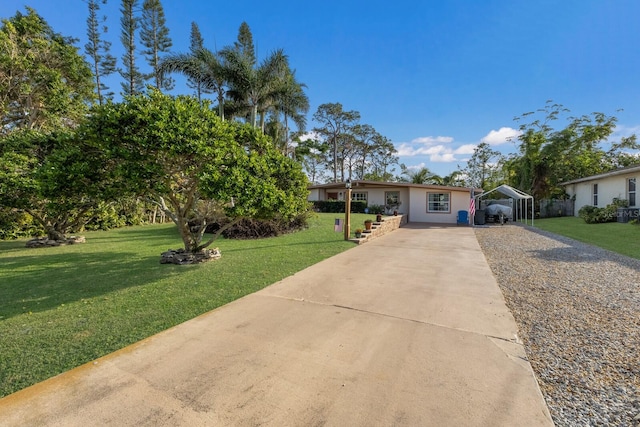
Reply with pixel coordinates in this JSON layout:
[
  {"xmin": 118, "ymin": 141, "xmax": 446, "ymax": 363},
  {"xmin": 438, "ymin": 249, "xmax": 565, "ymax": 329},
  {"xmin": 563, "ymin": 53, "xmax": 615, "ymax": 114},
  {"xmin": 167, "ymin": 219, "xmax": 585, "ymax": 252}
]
[{"xmin": 3, "ymin": 0, "xmax": 640, "ymax": 177}]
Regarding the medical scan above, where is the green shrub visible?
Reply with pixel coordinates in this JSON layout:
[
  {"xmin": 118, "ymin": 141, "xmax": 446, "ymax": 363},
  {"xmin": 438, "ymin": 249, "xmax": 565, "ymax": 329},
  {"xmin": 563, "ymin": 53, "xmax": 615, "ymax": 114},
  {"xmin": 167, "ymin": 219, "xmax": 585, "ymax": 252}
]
[
  {"xmin": 578, "ymin": 199, "xmax": 627, "ymax": 224},
  {"xmin": 0, "ymin": 208, "xmax": 42, "ymax": 239},
  {"xmin": 312, "ymin": 200, "xmax": 368, "ymax": 213}
]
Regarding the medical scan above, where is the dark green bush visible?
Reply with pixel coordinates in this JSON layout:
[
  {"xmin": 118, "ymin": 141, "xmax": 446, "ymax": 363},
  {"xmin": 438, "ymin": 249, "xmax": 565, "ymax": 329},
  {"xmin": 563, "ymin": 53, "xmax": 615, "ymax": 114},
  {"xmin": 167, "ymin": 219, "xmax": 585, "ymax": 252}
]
[
  {"xmin": 312, "ymin": 200, "xmax": 367, "ymax": 213},
  {"xmin": 578, "ymin": 199, "xmax": 627, "ymax": 224},
  {"xmin": 204, "ymin": 211, "xmax": 312, "ymax": 239}
]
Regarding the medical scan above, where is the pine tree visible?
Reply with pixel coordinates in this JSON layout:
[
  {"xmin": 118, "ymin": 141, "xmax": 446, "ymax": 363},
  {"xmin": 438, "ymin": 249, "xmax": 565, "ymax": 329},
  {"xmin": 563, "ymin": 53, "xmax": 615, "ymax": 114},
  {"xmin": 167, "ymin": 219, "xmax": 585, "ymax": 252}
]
[
  {"xmin": 234, "ymin": 21, "xmax": 255, "ymax": 66},
  {"xmin": 140, "ymin": 0, "xmax": 173, "ymax": 91},
  {"xmin": 186, "ymin": 22, "xmax": 211, "ymax": 101},
  {"xmin": 85, "ymin": 0, "xmax": 116, "ymax": 105},
  {"xmin": 119, "ymin": 0, "xmax": 144, "ymax": 96}
]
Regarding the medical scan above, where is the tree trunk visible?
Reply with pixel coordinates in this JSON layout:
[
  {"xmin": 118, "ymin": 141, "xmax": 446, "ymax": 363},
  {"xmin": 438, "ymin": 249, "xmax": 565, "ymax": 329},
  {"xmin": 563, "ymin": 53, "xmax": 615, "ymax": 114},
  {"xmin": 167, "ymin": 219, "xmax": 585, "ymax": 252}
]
[
  {"xmin": 251, "ymin": 104, "xmax": 258, "ymax": 128},
  {"xmin": 46, "ymin": 228, "xmax": 66, "ymax": 241},
  {"xmin": 217, "ymin": 89, "xmax": 225, "ymax": 121}
]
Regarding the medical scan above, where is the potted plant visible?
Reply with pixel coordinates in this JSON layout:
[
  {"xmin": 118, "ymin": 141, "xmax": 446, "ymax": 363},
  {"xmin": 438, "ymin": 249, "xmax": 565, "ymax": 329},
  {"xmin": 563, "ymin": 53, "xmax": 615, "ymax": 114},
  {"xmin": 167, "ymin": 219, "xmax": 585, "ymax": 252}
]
[
  {"xmin": 376, "ymin": 213, "xmax": 382, "ymax": 222},
  {"xmin": 364, "ymin": 219, "xmax": 373, "ymax": 231},
  {"xmin": 354, "ymin": 228, "xmax": 363, "ymax": 238}
]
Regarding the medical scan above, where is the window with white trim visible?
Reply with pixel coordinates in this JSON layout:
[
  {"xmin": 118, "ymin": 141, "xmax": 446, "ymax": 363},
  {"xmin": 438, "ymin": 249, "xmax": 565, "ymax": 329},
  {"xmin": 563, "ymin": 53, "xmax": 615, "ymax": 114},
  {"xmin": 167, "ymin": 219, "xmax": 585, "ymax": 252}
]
[
  {"xmin": 351, "ymin": 192, "xmax": 367, "ymax": 203},
  {"xmin": 427, "ymin": 192, "xmax": 450, "ymax": 213},
  {"xmin": 593, "ymin": 184, "xmax": 598, "ymax": 206},
  {"xmin": 628, "ymin": 178, "xmax": 636, "ymax": 207}
]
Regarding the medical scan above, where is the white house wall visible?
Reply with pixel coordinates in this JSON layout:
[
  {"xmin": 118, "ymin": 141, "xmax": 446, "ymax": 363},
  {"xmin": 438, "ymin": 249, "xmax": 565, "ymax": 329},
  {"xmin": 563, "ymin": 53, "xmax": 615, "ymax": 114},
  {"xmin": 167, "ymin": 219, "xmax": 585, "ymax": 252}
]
[
  {"xmin": 308, "ymin": 188, "xmax": 320, "ymax": 201},
  {"xmin": 566, "ymin": 172, "xmax": 638, "ymax": 216},
  {"xmin": 408, "ymin": 188, "xmax": 472, "ymax": 223},
  {"xmin": 308, "ymin": 184, "xmax": 475, "ymax": 224}
]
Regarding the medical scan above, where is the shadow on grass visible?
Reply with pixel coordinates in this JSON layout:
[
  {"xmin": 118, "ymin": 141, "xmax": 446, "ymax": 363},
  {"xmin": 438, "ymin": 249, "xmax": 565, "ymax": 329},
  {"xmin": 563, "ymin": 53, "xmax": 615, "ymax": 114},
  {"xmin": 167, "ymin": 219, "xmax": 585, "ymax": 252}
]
[
  {"xmin": 510, "ymin": 223, "xmax": 640, "ymax": 272},
  {"xmin": 0, "ymin": 247, "xmax": 185, "ymax": 321}
]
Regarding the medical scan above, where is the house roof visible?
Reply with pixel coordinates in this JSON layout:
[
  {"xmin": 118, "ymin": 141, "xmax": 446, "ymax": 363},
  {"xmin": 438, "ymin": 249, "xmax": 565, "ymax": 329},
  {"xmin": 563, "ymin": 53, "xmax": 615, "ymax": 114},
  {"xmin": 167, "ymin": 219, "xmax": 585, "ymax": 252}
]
[
  {"xmin": 308, "ymin": 180, "xmax": 481, "ymax": 193},
  {"xmin": 560, "ymin": 164, "xmax": 640, "ymax": 185}
]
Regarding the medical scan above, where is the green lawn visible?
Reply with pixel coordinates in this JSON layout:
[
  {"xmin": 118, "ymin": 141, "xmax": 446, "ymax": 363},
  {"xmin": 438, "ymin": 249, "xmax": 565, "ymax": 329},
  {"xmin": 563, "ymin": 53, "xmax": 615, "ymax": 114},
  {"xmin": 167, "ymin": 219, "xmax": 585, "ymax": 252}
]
[
  {"xmin": 534, "ymin": 216, "xmax": 640, "ymax": 259},
  {"xmin": 0, "ymin": 212, "xmax": 374, "ymax": 397}
]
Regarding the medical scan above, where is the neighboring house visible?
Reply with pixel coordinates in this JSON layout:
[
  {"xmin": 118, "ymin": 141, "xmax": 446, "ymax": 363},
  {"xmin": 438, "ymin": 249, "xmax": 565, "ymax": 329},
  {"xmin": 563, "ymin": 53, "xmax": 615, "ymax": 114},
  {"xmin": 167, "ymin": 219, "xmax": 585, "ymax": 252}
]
[
  {"xmin": 308, "ymin": 180, "xmax": 479, "ymax": 224},
  {"xmin": 561, "ymin": 164, "xmax": 640, "ymax": 215}
]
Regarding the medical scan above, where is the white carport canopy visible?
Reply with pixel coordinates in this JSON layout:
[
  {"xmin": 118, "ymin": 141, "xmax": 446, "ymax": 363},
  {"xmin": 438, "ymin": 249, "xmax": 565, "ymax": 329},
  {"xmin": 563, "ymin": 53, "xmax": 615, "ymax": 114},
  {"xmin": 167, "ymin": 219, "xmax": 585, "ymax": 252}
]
[{"xmin": 474, "ymin": 184, "xmax": 534, "ymax": 226}]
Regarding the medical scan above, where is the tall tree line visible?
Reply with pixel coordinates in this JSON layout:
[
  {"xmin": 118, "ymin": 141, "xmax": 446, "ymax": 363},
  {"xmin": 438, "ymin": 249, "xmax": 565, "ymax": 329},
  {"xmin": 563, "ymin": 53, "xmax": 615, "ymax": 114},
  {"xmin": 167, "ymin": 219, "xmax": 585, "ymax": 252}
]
[{"xmin": 307, "ymin": 102, "xmax": 398, "ymax": 183}]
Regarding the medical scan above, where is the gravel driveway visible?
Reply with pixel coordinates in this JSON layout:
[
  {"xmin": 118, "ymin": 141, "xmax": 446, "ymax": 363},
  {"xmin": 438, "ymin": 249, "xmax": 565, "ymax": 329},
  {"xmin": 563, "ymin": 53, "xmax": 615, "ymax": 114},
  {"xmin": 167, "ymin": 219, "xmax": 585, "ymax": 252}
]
[{"xmin": 475, "ymin": 224, "xmax": 640, "ymax": 427}]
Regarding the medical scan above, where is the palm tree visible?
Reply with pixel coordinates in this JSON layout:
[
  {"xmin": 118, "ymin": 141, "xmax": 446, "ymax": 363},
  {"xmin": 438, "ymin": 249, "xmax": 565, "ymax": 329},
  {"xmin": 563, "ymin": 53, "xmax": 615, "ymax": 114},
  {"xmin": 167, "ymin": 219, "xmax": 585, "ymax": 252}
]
[
  {"xmin": 272, "ymin": 69, "xmax": 309, "ymax": 155},
  {"xmin": 442, "ymin": 170, "xmax": 463, "ymax": 186},
  {"xmin": 221, "ymin": 47, "xmax": 288, "ymax": 129},
  {"xmin": 158, "ymin": 47, "xmax": 227, "ymax": 119},
  {"xmin": 402, "ymin": 166, "xmax": 443, "ymax": 184}
]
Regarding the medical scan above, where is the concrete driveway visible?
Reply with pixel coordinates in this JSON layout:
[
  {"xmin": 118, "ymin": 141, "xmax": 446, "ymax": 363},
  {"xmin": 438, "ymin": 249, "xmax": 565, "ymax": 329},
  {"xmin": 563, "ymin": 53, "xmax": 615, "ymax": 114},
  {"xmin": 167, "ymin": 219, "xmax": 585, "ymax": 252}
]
[{"xmin": 0, "ymin": 224, "xmax": 553, "ymax": 426}]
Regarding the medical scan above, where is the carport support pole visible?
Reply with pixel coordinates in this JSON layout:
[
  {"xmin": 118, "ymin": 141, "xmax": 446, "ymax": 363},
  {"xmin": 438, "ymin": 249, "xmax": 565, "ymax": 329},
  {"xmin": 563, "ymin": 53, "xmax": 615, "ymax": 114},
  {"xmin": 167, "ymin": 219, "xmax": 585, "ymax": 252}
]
[{"xmin": 344, "ymin": 187, "xmax": 352, "ymax": 240}]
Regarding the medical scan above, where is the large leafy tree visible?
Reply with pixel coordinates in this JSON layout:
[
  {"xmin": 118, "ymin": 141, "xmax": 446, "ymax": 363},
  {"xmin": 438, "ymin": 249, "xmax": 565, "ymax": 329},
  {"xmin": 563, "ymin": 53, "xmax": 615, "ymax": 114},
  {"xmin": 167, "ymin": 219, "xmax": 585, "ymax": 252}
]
[
  {"xmin": 85, "ymin": 0, "xmax": 117, "ymax": 105},
  {"xmin": 83, "ymin": 90, "xmax": 309, "ymax": 255},
  {"xmin": 140, "ymin": 0, "xmax": 173, "ymax": 91},
  {"xmin": 0, "ymin": 8, "xmax": 95, "ymax": 135},
  {"xmin": 507, "ymin": 101, "xmax": 639, "ymax": 199},
  {"xmin": 119, "ymin": 0, "xmax": 144, "ymax": 96},
  {"xmin": 0, "ymin": 130, "xmax": 108, "ymax": 241}
]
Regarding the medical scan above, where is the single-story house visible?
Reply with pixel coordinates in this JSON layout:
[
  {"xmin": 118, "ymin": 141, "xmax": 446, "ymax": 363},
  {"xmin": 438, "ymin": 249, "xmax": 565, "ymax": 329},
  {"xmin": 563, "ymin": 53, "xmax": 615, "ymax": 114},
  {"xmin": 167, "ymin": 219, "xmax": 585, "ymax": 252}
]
[
  {"xmin": 308, "ymin": 180, "xmax": 480, "ymax": 224},
  {"xmin": 561, "ymin": 164, "xmax": 640, "ymax": 215}
]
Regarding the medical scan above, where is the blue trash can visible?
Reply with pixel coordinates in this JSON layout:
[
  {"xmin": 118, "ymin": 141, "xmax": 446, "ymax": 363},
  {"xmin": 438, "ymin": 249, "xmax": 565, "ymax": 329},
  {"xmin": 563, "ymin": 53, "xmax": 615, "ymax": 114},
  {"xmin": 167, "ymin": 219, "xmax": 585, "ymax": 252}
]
[{"xmin": 457, "ymin": 210, "xmax": 469, "ymax": 225}]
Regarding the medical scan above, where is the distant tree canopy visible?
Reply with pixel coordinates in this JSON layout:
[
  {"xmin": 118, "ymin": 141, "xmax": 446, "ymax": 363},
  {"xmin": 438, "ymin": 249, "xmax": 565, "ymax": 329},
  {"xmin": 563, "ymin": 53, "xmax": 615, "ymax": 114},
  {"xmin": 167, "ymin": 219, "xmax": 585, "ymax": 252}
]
[
  {"xmin": 0, "ymin": 8, "xmax": 95, "ymax": 135},
  {"xmin": 309, "ymin": 102, "xmax": 398, "ymax": 183}
]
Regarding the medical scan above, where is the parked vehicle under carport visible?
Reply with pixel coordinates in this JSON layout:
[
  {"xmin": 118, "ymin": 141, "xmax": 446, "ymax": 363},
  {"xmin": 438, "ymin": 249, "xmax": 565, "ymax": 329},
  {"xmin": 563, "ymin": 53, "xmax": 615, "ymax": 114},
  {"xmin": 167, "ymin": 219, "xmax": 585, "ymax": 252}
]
[{"xmin": 485, "ymin": 203, "xmax": 512, "ymax": 224}]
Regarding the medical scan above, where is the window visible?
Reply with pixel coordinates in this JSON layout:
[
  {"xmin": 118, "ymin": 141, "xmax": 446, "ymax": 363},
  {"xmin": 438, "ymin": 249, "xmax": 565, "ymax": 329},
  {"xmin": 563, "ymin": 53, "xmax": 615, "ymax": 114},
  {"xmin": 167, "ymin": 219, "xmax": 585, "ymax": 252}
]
[
  {"xmin": 593, "ymin": 184, "xmax": 598, "ymax": 206},
  {"xmin": 385, "ymin": 191, "xmax": 399, "ymax": 206},
  {"xmin": 628, "ymin": 178, "xmax": 636, "ymax": 207},
  {"xmin": 351, "ymin": 192, "xmax": 367, "ymax": 203},
  {"xmin": 427, "ymin": 192, "xmax": 450, "ymax": 213}
]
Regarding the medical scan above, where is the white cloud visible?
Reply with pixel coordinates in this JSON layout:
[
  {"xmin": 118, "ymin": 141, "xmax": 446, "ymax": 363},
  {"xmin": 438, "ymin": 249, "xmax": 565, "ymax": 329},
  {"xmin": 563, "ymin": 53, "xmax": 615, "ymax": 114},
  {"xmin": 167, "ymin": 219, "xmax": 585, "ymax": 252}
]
[
  {"xmin": 396, "ymin": 143, "xmax": 421, "ymax": 157},
  {"xmin": 406, "ymin": 162, "xmax": 426, "ymax": 171},
  {"xmin": 613, "ymin": 125, "xmax": 640, "ymax": 139},
  {"xmin": 480, "ymin": 127, "xmax": 521, "ymax": 145},
  {"xmin": 454, "ymin": 144, "xmax": 477, "ymax": 155},
  {"xmin": 396, "ymin": 142, "xmax": 460, "ymax": 163},
  {"xmin": 298, "ymin": 131, "xmax": 320, "ymax": 141},
  {"xmin": 430, "ymin": 153, "xmax": 457, "ymax": 162},
  {"xmin": 411, "ymin": 136, "xmax": 454, "ymax": 145}
]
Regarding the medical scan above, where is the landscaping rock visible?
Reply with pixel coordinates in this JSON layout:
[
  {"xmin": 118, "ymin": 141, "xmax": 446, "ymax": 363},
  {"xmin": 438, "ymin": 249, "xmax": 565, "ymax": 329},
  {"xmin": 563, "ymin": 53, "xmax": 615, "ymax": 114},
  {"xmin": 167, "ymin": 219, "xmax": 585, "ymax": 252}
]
[
  {"xmin": 160, "ymin": 248, "xmax": 221, "ymax": 265},
  {"xmin": 25, "ymin": 236, "xmax": 86, "ymax": 248}
]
